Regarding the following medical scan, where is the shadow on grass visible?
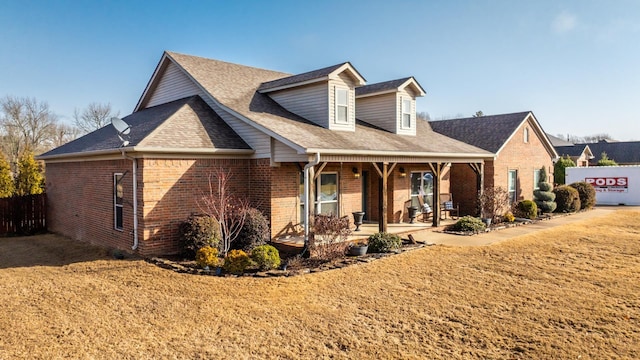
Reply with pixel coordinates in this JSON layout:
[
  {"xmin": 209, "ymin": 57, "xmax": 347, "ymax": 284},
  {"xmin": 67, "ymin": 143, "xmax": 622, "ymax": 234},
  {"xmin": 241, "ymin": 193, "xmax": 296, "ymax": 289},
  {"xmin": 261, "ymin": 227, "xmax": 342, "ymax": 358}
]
[{"xmin": 0, "ymin": 233, "xmax": 137, "ymax": 269}]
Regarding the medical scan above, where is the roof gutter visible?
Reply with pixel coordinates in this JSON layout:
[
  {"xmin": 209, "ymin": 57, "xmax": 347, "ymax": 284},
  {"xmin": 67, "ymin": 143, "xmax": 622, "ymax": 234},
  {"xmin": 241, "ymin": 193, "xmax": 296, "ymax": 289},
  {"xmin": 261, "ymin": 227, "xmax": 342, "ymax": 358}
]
[
  {"xmin": 120, "ymin": 149, "xmax": 139, "ymax": 251},
  {"xmin": 37, "ymin": 147, "xmax": 255, "ymax": 161},
  {"xmin": 304, "ymin": 148, "xmax": 494, "ymax": 159}
]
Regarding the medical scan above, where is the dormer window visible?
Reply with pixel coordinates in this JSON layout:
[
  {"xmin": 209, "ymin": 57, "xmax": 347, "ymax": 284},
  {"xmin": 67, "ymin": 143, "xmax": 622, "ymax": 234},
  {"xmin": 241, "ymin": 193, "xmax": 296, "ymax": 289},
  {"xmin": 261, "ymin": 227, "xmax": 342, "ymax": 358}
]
[
  {"xmin": 402, "ymin": 98, "xmax": 412, "ymax": 128},
  {"xmin": 335, "ymin": 87, "xmax": 349, "ymax": 124}
]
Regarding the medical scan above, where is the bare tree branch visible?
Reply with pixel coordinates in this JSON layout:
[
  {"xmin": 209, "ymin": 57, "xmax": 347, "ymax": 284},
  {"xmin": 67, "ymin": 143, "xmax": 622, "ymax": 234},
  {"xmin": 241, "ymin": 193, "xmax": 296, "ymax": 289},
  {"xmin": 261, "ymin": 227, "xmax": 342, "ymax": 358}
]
[{"xmin": 74, "ymin": 102, "xmax": 119, "ymax": 134}]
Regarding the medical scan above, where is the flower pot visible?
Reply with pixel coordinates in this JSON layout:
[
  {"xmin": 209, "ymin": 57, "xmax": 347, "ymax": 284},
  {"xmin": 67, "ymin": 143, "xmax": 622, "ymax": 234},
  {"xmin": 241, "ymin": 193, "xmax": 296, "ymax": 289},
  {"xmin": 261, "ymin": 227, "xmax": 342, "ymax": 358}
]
[
  {"xmin": 349, "ymin": 245, "xmax": 368, "ymax": 256},
  {"xmin": 407, "ymin": 206, "xmax": 419, "ymax": 224},
  {"xmin": 481, "ymin": 218, "xmax": 492, "ymax": 227},
  {"xmin": 352, "ymin": 211, "xmax": 365, "ymax": 231}
]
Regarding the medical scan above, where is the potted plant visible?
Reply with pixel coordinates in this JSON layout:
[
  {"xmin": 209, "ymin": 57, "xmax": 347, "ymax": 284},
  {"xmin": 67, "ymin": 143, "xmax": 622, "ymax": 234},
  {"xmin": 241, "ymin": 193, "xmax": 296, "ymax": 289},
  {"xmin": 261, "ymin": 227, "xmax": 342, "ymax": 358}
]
[{"xmin": 348, "ymin": 241, "xmax": 368, "ymax": 256}]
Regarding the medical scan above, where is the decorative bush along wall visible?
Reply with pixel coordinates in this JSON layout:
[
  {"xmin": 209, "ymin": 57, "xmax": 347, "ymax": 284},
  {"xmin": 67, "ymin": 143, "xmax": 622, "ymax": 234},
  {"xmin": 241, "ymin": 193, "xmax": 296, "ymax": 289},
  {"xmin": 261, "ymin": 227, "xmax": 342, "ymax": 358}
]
[{"xmin": 534, "ymin": 167, "xmax": 557, "ymax": 213}]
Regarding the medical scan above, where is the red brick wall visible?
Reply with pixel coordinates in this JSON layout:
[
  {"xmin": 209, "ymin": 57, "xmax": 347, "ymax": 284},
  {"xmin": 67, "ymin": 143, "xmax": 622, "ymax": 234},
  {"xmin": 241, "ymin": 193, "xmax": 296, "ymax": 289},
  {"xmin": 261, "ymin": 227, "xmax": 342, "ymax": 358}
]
[
  {"xmin": 493, "ymin": 120, "xmax": 554, "ymax": 202},
  {"xmin": 139, "ymin": 158, "xmax": 250, "ymax": 256},
  {"xmin": 46, "ymin": 160, "xmax": 136, "ymax": 252},
  {"xmin": 450, "ymin": 119, "xmax": 554, "ymax": 215}
]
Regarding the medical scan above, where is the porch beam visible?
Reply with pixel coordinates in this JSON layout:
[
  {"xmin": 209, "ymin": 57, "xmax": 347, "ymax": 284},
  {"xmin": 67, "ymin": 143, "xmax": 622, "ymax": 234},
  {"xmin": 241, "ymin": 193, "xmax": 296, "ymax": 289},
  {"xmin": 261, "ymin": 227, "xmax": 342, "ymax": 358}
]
[
  {"xmin": 313, "ymin": 162, "xmax": 328, "ymax": 180},
  {"xmin": 371, "ymin": 162, "xmax": 383, "ymax": 178}
]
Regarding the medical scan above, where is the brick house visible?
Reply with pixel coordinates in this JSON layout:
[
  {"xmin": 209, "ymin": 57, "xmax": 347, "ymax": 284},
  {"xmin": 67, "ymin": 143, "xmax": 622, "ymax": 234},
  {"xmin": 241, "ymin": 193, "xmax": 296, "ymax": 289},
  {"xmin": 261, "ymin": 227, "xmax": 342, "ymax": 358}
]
[
  {"xmin": 39, "ymin": 51, "xmax": 492, "ymax": 256},
  {"xmin": 430, "ymin": 112, "xmax": 559, "ymax": 215}
]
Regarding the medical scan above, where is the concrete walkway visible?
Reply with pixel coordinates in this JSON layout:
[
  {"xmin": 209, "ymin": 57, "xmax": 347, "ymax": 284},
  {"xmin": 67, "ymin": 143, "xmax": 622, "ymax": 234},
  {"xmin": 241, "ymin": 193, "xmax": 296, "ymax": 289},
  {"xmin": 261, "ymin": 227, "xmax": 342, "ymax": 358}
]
[{"xmin": 408, "ymin": 206, "xmax": 634, "ymax": 247}]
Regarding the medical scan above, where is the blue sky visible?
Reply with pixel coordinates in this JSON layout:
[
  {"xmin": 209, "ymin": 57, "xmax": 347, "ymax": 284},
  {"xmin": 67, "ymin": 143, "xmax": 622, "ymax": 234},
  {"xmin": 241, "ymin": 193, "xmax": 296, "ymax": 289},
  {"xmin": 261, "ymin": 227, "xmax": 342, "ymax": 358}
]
[{"xmin": 2, "ymin": 0, "xmax": 639, "ymax": 140}]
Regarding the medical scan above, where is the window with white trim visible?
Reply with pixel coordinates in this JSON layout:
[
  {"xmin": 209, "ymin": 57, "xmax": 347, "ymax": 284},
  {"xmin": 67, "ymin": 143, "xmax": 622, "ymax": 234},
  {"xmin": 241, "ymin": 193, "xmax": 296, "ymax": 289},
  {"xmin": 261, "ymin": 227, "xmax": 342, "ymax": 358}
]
[
  {"xmin": 524, "ymin": 127, "xmax": 529, "ymax": 143},
  {"xmin": 335, "ymin": 88, "xmax": 349, "ymax": 124},
  {"xmin": 299, "ymin": 172, "xmax": 340, "ymax": 224},
  {"xmin": 402, "ymin": 98, "xmax": 412, "ymax": 128},
  {"xmin": 508, "ymin": 170, "xmax": 518, "ymax": 204},
  {"xmin": 533, "ymin": 169, "xmax": 542, "ymax": 190},
  {"xmin": 114, "ymin": 173, "xmax": 124, "ymax": 230}
]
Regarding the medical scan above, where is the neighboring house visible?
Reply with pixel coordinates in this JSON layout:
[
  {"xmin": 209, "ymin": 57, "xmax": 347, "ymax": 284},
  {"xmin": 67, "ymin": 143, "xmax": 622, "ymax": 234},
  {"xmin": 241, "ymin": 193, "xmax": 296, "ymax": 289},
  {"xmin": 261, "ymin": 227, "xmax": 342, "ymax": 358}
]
[
  {"xmin": 430, "ymin": 112, "xmax": 559, "ymax": 215},
  {"xmin": 554, "ymin": 144, "xmax": 594, "ymax": 167},
  {"xmin": 575, "ymin": 140, "xmax": 640, "ymax": 166},
  {"xmin": 39, "ymin": 51, "xmax": 492, "ymax": 256},
  {"xmin": 546, "ymin": 133, "xmax": 574, "ymax": 147}
]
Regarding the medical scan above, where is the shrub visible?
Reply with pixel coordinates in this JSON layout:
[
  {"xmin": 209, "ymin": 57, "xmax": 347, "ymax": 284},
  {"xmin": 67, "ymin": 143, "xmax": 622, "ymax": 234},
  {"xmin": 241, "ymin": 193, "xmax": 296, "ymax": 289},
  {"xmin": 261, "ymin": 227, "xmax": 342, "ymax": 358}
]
[
  {"xmin": 554, "ymin": 185, "xmax": 581, "ymax": 213},
  {"xmin": 554, "ymin": 156, "xmax": 575, "ymax": 185},
  {"xmin": 516, "ymin": 200, "xmax": 538, "ymax": 219},
  {"xmin": 449, "ymin": 216, "xmax": 486, "ymax": 233},
  {"xmin": 232, "ymin": 208, "xmax": 270, "ymax": 251},
  {"xmin": 195, "ymin": 246, "xmax": 220, "ymax": 269},
  {"xmin": 503, "ymin": 211, "xmax": 515, "ymax": 223},
  {"xmin": 597, "ymin": 152, "xmax": 618, "ymax": 166},
  {"xmin": 14, "ymin": 151, "xmax": 44, "ymax": 196},
  {"xmin": 179, "ymin": 215, "xmax": 221, "ymax": 257},
  {"xmin": 223, "ymin": 249, "xmax": 251, "ymax": 274},
  {"xmin": 534, "ymin": 167, "xmax": 557, "ymax": 213},
  {"xmin": 250, "ymin": 244, "xmax": 281, "ymax": 270},
  {"xmin": 367, "ymin": 232, "xmax": 402, "ymax": 253},
  {"xmin": 569, "ymin": 181, "xmax": 596, "ymax": 210},
  {"xmin": 309, "ymin": 214, "xmax": 352, "ymax": 260},
  {"xmin": 0, "ymin": 154, "xmax": 14, "ymax": 198}
]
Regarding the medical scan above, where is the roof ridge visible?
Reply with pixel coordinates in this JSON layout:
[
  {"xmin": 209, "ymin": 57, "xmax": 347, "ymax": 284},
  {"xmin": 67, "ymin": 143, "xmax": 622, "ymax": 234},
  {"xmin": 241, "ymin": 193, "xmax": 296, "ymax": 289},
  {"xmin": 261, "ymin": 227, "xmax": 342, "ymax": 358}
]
[{"xmin": 165, "ymin": 51, "xmax": 291, "ymax": 77}]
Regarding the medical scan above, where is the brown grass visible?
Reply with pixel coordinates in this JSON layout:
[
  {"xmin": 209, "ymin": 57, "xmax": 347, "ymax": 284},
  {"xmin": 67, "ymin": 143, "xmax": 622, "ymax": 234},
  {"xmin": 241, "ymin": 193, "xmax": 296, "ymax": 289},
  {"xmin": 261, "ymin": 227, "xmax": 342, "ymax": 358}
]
[{"xmin": 1, "ymin": 210, "xmax": 639, "ymax": 359}]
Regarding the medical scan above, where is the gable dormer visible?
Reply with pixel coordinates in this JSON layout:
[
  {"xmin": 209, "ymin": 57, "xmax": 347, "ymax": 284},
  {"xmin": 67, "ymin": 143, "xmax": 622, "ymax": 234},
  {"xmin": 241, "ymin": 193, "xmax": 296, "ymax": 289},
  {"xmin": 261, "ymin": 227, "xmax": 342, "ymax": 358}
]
[
  {"xmin": 258, "ymin": 63, "xmax": 366, "ymax": 132},
  {"xmin": 355, "ymin": 77, "xmax": 426, "ymax": 136}
]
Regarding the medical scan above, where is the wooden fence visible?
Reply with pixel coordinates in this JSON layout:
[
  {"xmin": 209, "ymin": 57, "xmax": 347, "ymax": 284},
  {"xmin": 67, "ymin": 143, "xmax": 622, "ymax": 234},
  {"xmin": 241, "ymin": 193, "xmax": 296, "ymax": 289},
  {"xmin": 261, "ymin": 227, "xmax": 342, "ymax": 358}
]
[{"xmin": 0, "ymin": 194, "xmax": 47, "ymax": 236}]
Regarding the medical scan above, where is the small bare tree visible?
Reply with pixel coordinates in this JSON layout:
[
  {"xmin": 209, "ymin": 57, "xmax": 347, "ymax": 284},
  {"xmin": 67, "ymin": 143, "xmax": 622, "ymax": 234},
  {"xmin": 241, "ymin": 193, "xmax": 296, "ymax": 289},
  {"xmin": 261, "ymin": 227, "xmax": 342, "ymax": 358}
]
[
  {"xmin": 1, "ymin": 96, "xmax": 59, "ymax": 167},
  {"xmin": 478, "ymin": 186, "xmax": 510, "ymax": 223},
  {"xmin": 198, "ymin": 168, "xmax": 249, "ymax": 255},
  {"xmin": 73, "ymin": 102, "xmax": 119, "ymax": 134}
]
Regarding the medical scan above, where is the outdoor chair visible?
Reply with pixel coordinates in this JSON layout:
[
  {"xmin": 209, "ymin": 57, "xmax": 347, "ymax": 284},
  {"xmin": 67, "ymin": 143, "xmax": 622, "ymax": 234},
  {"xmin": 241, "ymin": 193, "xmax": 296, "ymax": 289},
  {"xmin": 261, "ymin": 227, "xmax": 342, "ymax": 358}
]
[
  {"xmin": 417, "ymin": 196, "xmax": 433, "ymax": 222},
  {"xmin": 440, "ymin": 193, "xmax": 459, "ymax": 220}
]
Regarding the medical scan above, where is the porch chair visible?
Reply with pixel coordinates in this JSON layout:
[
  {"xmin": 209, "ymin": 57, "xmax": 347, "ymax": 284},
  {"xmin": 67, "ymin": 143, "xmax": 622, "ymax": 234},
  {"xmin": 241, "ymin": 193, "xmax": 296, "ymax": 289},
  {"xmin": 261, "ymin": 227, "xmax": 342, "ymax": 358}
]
[
  {"xmin": 417, "ymin": 196, "xmax": 433, "ymax": 222},
  {"xmin": 440, "ymin": 193, "xmax": 459, "ymax": 220}
]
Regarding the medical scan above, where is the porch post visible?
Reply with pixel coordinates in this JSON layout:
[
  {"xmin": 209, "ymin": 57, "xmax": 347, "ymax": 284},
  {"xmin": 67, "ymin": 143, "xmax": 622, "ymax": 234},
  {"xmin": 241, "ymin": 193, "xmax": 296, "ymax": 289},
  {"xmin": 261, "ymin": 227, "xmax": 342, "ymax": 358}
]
[
  {"xmin": 429, "ymin": 162, "xmax": 442, "ymax": 227},
  {"xmin": 380, "ymin": 162, "xmax": 388, "ymax": 232}
]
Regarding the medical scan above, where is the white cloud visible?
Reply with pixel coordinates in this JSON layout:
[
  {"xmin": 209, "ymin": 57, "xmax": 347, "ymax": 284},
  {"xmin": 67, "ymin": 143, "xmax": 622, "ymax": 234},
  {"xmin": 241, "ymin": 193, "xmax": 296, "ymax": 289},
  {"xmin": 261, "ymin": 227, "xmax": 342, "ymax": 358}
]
[{"xmin": 552, "ymin": 12, "xmax": 577, "ymax": 33}]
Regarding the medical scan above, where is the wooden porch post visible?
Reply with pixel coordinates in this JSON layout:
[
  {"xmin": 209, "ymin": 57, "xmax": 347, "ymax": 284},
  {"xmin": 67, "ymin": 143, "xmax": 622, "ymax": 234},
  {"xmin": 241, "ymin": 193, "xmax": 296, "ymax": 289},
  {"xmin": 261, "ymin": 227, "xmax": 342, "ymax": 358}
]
[
  {"xmin": 429, "ymin": 162, "xmax": 441, "ymax": 227},
  {"xmin": 381, "ymin": 163, "xmax": 388, "ymax": 232}
]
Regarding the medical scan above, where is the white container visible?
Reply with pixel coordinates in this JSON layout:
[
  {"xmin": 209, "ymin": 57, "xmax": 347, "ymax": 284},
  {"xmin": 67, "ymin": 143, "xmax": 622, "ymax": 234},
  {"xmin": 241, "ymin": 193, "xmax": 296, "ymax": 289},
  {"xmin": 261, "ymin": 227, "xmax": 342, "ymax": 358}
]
[{"xmin": 565, "ymin": 166, "xmax": 640, "ymax": 205}]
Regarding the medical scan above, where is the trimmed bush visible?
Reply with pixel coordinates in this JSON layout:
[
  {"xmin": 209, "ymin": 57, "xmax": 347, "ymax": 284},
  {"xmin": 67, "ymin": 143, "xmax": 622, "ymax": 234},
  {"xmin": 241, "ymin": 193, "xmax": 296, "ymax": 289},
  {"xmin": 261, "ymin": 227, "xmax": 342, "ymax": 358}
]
[
  {"xmin": 195, "ymin": 246, "xmax": 220, "ymax": 269},
  {"xmin": 449, "ymin": 216, "xmax": 486, "ymax": 233},
  {"xmin": 569, "ymin": 181, "xmax": 596, "ymax": 210},
  {"xmin": 534, "ymin": 167, "xmax": 557, "ymax": 213},
  {"xmin": 223, "ymin": 249, "xmax": 251, "ymax": 274},
  {"xmin": 554, "ymin": 185, "xmax": 581, "ymax": 213},
  {"xmin": 232, "ymin": 208, "xmax": 270, "ymax": 251},
  {"xmin": 516, "ymin": 200, "xmax": 538, "ymax": 220},
  {"xmin": 180, "ymin": 215, "xmax": 221, "ymax": 256},
  {"xmin": 367, "ymin": 232, "xmax": 402, "ymax": 253},
  {"xmin": 250, "ymin": 244, "xmax": 281, "ymax": 270}
]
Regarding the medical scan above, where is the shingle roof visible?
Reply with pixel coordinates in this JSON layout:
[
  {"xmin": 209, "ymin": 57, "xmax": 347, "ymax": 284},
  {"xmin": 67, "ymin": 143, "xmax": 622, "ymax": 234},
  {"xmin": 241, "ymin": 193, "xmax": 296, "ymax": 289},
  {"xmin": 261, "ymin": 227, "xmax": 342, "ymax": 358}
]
[
  {"xmin": 39, "ymin": 96, "xmax": 249, "ymax": 158},
  {"xmin": 555, "ymin": 145, "xmax": 588, "ymax": 157},
  {"xmin": 257, "ymin": 63, "xmax": 347, "ymax": 92},
  {"xmin": 429, "ymin": 112, "xmax": 532, "ymax": 153},
  {"xmin": 547, "ymin": 133, "xmax": 574, "ymax": 146},
  {"xmin": 355, "ymin": 77, "xmax": 412, "ymax": 96},
  {"xmin": 166, "ymin": 52, "xmax": 490, "ymax": 157},
  {"xmin": 576, "ymin": 141, "xmax": 640, "ymax": 165}
]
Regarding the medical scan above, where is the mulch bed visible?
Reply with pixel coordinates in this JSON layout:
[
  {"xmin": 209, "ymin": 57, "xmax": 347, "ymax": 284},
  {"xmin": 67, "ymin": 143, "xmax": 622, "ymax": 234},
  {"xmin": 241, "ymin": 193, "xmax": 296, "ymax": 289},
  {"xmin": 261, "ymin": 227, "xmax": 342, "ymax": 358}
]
[
  {"xmin": 439, "ymin": 211, "xmax": 573, "ymax": 236},
  {"xmin": 148, "ymin": 240, "xmax": 431, "ymax": 278}
]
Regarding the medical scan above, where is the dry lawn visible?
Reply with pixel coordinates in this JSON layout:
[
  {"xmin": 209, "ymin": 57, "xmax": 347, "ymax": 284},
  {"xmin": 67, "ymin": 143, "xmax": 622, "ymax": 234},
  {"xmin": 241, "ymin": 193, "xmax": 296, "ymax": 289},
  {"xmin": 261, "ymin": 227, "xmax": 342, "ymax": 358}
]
[{"xmin": 1, "ymin": 210, "xmax": 639, "ymax": 359}]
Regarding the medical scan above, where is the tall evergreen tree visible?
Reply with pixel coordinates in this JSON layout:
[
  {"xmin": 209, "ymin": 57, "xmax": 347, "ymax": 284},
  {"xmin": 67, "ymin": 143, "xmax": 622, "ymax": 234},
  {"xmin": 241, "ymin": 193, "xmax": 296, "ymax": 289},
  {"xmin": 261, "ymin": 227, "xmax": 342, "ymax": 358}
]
[
  {"xmin": 554, "ymin": 156, "xmax": 575, "ymax": 185},
  {"xmin": 14, "ymin": 151, "xmax": 44, "ymax": 196},
  {"xmin": 0, "ymin": 152, "xmax": 14, "ymax": 198}
]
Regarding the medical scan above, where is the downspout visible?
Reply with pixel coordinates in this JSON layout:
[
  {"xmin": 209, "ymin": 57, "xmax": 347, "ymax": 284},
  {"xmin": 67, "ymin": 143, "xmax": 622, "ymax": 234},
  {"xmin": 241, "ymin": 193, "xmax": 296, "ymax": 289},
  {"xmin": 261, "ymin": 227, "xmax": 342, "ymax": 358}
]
[
  {"xmin": 303, "ymin": 153, "xmax": 321, "ymax": 249},
  {"xmin": 121, "ymin": 149, "xmax": 139, "ymax": 250}
]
